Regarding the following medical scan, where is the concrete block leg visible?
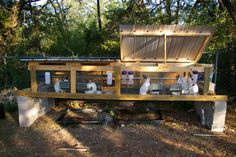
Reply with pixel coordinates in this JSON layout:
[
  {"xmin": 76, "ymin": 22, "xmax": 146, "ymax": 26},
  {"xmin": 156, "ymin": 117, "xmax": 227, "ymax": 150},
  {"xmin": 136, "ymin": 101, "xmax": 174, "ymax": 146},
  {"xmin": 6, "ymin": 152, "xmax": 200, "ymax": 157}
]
[
  {"xmin": 194, "ymin": 101, "xmax": 227, "ymax": 132},
  {"xmin": 17, "ymin": 96, "xmax": 55, "ymax": 127}
]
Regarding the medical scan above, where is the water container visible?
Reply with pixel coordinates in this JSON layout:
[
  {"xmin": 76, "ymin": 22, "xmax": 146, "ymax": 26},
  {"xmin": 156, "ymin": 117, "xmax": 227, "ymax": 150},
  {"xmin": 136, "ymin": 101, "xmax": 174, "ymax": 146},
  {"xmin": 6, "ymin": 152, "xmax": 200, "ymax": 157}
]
[
  {"xmin": 192, "ymin": 71, "xmax": 198, "ymax": 83},
  {"xmin": 107, "ymin": 71, "xmax": 113, "ymax": 85},
  {"xmin": 45, "ymin": 72, "xmax": 51, "ymax": 84},
  {"xmin": 121, "ymin": 71, "xmax": 127, "ymax": 85},
  {"xmin": 128, "ymin": 71, "xmax": 134, "ymax": 85}
]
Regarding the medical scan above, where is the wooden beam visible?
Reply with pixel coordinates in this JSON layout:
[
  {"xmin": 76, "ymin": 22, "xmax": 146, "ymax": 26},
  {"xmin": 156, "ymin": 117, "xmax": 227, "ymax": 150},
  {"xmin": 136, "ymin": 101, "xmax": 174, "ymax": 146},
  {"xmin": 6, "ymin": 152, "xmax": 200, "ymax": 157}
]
[
  {"xmin": 195, "ymin": 63, "xmax": 213, "ymax": 67},
  {"xmin": 203, "ymin": 67, "xmax": 212, "ymax": 95},
  {"xmin": 120, "ymin": 32, "xmax": 211, "ymax": 37},
  {"xmin": 35, "ymin": 65, "xmax": 70, "ymax": 71},
  {"xmin": 29, "ymin": 65, "xmax": 37, "ymax": 92},
  {"xmin": 121, "ymin": 65, "xmax": 205, "ymax": 72},
  {"xmin": 15, "ymin": 90, "xmax": 227, "ymax": 101},
  {"xmin": 121, "ymin": 58, "xmax": 195, "ymax": 63},
  {"xmin": 120, "ymin": 35, "xmax": 124, "ymax": 60},
  {"xmin": 78, "ymin": 66, "xmax": 114, "ymax": 71},
  {"xmin": 33, "ymin": 65, "xmax": 114, "ymax": 72},
  {"xmin": 164, "ymin": 33, "xmax": 167, "ymax": 64},
  {"xmin": 114, "ymin": 66, "xmax": 121, "ymax": 95},
  {"xmin": 70, "ymin": 65, "xmax": 77, "ymax": 93}
]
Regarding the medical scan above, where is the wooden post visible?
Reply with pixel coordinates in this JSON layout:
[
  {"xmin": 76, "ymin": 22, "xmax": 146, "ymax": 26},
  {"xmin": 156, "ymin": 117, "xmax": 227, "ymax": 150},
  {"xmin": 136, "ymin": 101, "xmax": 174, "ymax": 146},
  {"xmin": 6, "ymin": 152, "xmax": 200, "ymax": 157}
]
[
  {"xmin": 203, "ymin": 67, "xmax": 211, "ymax": 95},
  {"xmin": 70, "ymin": 66, "xmax": 77, "ymax": 93},
  {"xmin": 30, "ymin": 65, "xmax": 37, "ymax": 92},
  {"xmin": 114, "ymin": 66, "xmax": 121, "ymax": 95},
  {"xmin": 164, "ymin": 34, "xmax": 167, "ymax": 64}
]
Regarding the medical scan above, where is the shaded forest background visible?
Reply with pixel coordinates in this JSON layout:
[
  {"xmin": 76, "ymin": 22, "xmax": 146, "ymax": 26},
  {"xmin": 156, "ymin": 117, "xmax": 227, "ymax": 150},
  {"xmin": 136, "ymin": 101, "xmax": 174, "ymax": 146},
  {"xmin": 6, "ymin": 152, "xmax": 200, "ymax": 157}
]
[{"xmin": 0, "ymin": 0, "xmax": 235, "ymax": 90}]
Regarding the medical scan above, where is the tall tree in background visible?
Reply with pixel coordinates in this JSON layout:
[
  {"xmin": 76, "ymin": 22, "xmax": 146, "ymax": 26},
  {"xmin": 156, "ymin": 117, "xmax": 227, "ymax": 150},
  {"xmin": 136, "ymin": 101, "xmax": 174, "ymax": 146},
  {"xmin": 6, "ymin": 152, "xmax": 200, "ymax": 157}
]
[
  {"xmin": 220, "ymin": 0, "xmax": 236, "ymax": 25},
  {"xmin": 97, "ymin": 0, "xmax": 102, "ymax": 30}
]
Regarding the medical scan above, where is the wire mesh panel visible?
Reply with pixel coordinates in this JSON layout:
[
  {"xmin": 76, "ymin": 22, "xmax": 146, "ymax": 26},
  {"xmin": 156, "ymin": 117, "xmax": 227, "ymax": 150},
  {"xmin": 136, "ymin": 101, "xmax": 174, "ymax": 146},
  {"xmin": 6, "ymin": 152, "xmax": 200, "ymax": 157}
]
[{"xmin": 199, "ymin": 51, "xmax": 236, "ymax": 95}]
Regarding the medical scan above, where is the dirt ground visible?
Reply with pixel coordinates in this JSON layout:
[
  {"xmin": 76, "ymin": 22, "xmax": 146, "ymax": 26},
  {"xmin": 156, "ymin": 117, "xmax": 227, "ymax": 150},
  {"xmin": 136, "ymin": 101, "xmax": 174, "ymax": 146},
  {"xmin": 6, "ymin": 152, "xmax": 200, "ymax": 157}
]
[{"xmin": 0, "ymin": 101, "xmax": 236, "ymax": 157}]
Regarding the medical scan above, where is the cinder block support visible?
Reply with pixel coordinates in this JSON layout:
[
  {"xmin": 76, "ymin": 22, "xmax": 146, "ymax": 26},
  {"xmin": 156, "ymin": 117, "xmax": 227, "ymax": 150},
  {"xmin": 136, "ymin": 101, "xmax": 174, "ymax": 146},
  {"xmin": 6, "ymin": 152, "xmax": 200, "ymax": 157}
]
[
  {"xmin": 194, "ymin": 101, "xmax": 227, "ymax": 132},
  {"xmin": 17, "ymin": 96, "xmax": 55, "ymax": 127}
]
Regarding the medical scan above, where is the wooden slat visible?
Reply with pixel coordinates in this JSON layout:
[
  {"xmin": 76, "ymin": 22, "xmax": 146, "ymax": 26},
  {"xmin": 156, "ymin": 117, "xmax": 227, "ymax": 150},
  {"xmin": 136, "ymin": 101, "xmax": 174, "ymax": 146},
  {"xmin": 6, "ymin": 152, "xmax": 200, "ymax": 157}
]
[
  {"xmin": 78, "ymin": 66, "xmax": 114, "ymax": 71},
  {"xmin": 15, "ymin": 90, "xmax": 227, "ymax": 101},
  {"xmin": 164, "ymin": 33, "xmax": 167, "ymax": 63},
  {"xmin": 35, "ymin": 65, "xmax": 70, "ymax": 71},
  {"xmin": 203, "ymin": 67, "xmax": 212, "ymax": 95},
  {"xmin": 29, "ymin": 65, "xmax": 37, "ymax": 92},
  {"xmin": 114, "ymin": 66, "xmax": 121, "ymax": 95},
  {"xmin": 121, "ymin": 65, "xmax": 205, "ymax": 72},
  {"xmin": 120, "ymin": 32, "xmax": 211, "ymax": 36},
  {"xmin": 70, "ymin": 65, "xmax": 77, "ymax": 93},
  {"xmin": 34, "ymin": 65, "xmax": 114, "ymax": 71}
]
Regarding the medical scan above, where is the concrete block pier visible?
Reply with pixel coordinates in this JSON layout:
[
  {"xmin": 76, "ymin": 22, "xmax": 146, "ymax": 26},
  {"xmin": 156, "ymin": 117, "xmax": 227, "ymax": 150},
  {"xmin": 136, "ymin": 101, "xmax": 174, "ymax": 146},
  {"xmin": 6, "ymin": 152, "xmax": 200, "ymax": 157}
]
[
  {"xmin": 194, "ymin": 101, "xmax": 227, "ymax": 132},
  {"xmin": 17, "ymin": 96, "xmax": 55, "ymax": 127}
]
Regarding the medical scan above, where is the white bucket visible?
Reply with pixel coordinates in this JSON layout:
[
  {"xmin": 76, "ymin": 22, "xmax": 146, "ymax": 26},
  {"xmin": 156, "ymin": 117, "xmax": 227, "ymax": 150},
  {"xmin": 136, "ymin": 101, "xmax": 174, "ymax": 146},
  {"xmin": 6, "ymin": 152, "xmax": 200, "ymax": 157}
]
[
  {"xmin": 107, "ymin": 72, "xmax": 113, "ymax": 85},
  {"xmin": 45, "ymin": 72, "xmax": 51, "ymax": 84}
]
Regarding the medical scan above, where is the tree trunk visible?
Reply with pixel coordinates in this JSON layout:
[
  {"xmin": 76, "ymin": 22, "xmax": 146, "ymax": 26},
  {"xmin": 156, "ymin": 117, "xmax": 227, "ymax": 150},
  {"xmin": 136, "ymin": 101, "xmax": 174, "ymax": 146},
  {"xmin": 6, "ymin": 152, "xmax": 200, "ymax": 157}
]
[
  {"xmin": 97, "ymin": 0, "xmax": 102, "ymax": 31},
  {"xmin": 220, "ymin": 0, "xmax": 236, "ymax": 25},
  {"xmin": 175, "ymin": 0, "xmax": 180, "ymax": 24},
  {"xmin": 166, "ymin": 0, "xmax": 172, "ymax": 24}
]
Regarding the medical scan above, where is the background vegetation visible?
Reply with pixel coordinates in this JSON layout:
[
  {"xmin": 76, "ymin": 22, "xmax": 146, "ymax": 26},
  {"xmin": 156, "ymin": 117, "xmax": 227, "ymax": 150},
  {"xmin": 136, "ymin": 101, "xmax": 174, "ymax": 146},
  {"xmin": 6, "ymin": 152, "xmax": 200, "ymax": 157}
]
[{"xmin": 0, "ymin": 0, "xmax": 235, "ymax": 89}]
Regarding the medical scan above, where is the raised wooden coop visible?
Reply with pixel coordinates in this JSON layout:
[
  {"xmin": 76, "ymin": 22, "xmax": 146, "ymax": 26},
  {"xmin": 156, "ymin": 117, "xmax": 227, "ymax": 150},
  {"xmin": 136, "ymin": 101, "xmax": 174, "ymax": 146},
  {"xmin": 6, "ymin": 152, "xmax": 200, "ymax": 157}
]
[{"xmin": 15, "ymin": 25, "xmax": 227, "ymax": 131}]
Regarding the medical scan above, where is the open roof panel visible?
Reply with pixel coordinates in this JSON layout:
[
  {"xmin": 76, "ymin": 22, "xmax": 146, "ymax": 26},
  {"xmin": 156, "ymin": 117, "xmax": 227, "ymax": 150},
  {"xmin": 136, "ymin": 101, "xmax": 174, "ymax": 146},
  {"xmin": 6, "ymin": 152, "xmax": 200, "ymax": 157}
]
[{"xmin": 120, "ymin": 25, "xmax": 216, "ymax": 63}]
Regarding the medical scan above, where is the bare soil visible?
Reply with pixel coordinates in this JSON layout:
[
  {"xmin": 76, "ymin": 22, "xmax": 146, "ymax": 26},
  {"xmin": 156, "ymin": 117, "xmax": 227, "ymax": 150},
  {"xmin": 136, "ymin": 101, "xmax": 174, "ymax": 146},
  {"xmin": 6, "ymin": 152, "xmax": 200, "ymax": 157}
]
[{"xmin": 0, "ymin": 102, "xmax": 236, "ymax": 157}]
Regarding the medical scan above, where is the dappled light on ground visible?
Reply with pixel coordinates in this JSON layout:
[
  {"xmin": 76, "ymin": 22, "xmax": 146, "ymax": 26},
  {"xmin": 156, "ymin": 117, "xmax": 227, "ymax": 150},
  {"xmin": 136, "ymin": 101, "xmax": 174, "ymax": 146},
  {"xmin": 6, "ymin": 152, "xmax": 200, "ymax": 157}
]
[{"xmin": 0, "ymin": 105, "xmax": 236, "ymax": 157}]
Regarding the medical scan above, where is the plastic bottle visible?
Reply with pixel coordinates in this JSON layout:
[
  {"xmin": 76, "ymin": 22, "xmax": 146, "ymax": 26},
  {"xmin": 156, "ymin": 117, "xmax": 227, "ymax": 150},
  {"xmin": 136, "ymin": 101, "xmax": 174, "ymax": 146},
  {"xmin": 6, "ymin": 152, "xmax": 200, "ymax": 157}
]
[
  {"xmin": 192, "ymin": 71, "xmax": 198, "ymax": 83},
  {"xmin": 128, "ymin": 71, "xmax": 134, "ymax": 85},
  {"xmin": 45, "ymin": 72, "xmax": 51, "ymax": 84},
  {"xmin": 121, "ymin": 71, "xmax": 127, "ymax": 85},
  {"xmin": 107, "ymin": 71, "xmax": 113, "ymax": 85}
]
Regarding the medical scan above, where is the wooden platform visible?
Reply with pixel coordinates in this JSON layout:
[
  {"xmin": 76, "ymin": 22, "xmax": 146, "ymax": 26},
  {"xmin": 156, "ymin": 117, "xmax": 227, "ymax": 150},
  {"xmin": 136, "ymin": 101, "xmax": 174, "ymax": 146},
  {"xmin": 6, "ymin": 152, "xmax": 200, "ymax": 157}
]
[{"xmin": 15, "ymin": 89, "xmax": 227, "ymax": 101}]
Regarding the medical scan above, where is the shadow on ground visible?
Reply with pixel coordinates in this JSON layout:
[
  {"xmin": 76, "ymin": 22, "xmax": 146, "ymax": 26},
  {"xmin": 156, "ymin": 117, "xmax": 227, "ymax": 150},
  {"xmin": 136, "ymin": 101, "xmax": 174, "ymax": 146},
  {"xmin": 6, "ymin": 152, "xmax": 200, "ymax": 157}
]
[{"xmin": 0, "ymin": 103, "xmax": 236, "ymax": 157}]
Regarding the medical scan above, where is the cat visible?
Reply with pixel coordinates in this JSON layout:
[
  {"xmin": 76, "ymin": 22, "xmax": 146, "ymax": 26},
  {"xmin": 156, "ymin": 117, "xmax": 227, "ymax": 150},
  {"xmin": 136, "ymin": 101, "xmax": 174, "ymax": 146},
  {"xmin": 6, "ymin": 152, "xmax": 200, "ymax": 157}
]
[
  {"xmin": 177, "ymin": 73, "xmax": 188, "ymax": 94},
  {"xmin": 189, "ymin": 83, "xmax": 199, "ymax": 95},
  {"xmin": 54, "ymin": 80, "xmax": 63, "ymax": 93},
  {"xmin": 139, "ymin": 75, "xmax": 151, "ymax": 95},
  {"xmin": 85, "ymin": 81, "xmax": 101, "ymax": 94}
]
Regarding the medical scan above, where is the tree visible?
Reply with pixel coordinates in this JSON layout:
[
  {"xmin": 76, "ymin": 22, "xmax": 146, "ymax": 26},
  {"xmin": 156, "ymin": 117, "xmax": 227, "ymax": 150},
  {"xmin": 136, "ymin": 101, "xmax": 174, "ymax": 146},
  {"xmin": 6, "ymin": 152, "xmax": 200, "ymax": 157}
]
[
  {"xmin": 97, "ymin": 0, "xmax": 102, "ymax": 30},
  {"xmin": 220, "ymin": 0, "xmax": 236, "ymax": 25}
]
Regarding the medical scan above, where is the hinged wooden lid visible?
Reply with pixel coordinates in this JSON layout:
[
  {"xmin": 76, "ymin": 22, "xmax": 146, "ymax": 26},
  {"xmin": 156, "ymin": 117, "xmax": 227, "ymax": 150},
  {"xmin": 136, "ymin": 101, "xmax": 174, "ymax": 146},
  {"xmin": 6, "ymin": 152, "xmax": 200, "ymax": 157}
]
[{"xmin": 120, "ymin": 25, "xmax": 216, "ymax": 63}]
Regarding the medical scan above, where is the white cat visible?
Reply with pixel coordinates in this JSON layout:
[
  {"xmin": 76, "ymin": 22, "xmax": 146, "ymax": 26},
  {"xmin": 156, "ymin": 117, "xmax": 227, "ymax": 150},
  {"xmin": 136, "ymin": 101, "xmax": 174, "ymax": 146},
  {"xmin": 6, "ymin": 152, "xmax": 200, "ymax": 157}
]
[
  {"xmin": 54, "ymin": 80, "xmax": 63, "ymax": 93},
  {"xmin": 139, "ymin": 76, "xmax": 151, "ymax": 95},
  {"xmin": 85, "ymin": 81, "xmax": 101, "ymax": 94},
  {"xmin": 176, "ymin": 73, "xmax": 189, "ymax": 94},
  {"xmin": 189, "ymin": 83, "xmax": 199, "ymax": 95}
]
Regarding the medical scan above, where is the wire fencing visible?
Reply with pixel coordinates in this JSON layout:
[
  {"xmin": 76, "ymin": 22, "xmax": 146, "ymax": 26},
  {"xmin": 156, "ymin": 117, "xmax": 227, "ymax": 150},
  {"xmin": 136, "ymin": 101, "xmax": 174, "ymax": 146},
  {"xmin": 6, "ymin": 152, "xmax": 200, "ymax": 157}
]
[{"xmin": 199, "ymin": 49, "xmax": 236, "ymax": 96}]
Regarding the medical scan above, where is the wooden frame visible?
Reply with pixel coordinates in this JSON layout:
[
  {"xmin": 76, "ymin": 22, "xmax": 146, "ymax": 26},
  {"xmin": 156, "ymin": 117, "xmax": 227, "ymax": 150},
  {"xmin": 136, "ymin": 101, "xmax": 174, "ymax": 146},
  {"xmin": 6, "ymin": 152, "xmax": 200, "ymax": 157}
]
[
  {"xmin": 15, "ymin": 90, "xmax": 227, "ymax": 101},
  {"xmin": 120, "ymin": 32, "xmax": 212, "ymax": 37},
  {"xmin": 20, "ymin": 61, "xmax": 225, "ymax": 101},
  {"xmin": 119, "ymin": 25, "xmax": 215, "ymax": 64},
  {"xmin": 18, "ymin": 25, "xmax": 225, "ymax": 102}
]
